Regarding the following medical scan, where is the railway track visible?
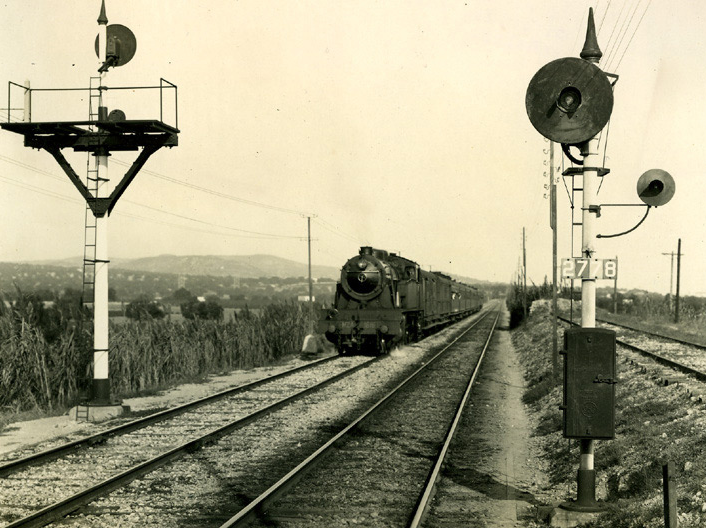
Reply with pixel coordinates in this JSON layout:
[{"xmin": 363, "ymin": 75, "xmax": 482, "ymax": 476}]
[
  {"xmin": 0, "ymin": 355, "xmax": 340, "ymax": 474},
  {"xmin": 558, "ymin": 315, "xmax": 706, "ymax": 390},
  {"xmin": 0, "ymin": 354, "xmax": 377, "ymax": 528},
  {"xmin": 1, "ymin": 307, "xmax": 495, "ymax": 528},
  {"xmin": 222, "ymin": 309, "xmax": 501, "ymax": 527},
  {"xmin": 594, "ymin": 316, "xmax": 706, "ymax": 351}
]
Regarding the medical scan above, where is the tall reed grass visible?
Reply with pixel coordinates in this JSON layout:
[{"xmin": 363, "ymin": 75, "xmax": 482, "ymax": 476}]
[{"xmin": 0, "ymin": 298, "xmax": 309, "ymax": 414}]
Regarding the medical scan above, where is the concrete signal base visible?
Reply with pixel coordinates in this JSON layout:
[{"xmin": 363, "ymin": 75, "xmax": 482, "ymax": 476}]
[
  {"xmin": 548, "ymin": 505, "xmax": 604, "ymax": 527},
  {"xmin": 69, "ymin": 403, "xmax": 129, "ymax": 423}
]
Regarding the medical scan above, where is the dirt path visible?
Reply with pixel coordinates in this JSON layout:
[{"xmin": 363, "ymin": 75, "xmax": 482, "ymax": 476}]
[{"xmin": 427, "ymin": 311, "xmax": 549, "ymax": 527}]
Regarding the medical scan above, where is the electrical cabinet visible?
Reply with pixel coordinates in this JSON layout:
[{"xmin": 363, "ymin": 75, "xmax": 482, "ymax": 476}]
[{"xmin": 562, "ymin": 327, "xmax": 616, "ymax": 439}]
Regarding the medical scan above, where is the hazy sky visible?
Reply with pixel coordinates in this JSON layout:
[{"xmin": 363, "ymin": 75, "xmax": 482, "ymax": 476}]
[{"xmin": 0, "ymin": 1, "xmax": 703, "ymax": 295}]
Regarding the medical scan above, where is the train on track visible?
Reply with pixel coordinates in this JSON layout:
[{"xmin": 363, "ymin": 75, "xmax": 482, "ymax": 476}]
[{"xmin": 318, "ymin": 246, "xmax": 483, "ymax": 354}]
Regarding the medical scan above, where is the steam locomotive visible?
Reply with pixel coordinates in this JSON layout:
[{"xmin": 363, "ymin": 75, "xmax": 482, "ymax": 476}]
[{"xmin": 318, "ymin": 247, "xmax": 483, "ymax": 354}]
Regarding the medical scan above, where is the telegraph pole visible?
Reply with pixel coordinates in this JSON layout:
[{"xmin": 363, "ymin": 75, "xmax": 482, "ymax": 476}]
[
  {"xmin": 613, "ymin": 256, "xmax": 618, "ymax": 314},
  {"xmin": 675, "ymin": 238, "xmax": 682, "ymax": 323},
  {"xmin": 662, "ymin": 250, "xmax": 675, "ymax": 310},
  {"xmin": 301, "ymin": 216, "xmax": 319, "ymax": 355},
  {"xmin": 522, "ymin": 227, "xmax": 527, "ymax": 319},
  {"xmin": 550, "ymin": 141, "xmax": 559, "ymax": 379},
  {"xmin": 307, "ymin": 216, "xmax": 314, "ymax": 334}
]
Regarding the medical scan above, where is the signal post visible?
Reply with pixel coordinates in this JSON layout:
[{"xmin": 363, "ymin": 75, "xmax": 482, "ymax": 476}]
[
  {"xmin": 576, "ymin": 25, "xmax": 603, "ymax": 509},
  {"xmin": 1, "ymin": 0, "xmax": 179, "ymax": 420},
  {"xmin": 526, "ymin": 8, "xmax": 674, "ymax": 522},
  {"xmin": 93, "ymin": 0, "xmax": 111, "ymax": 406}
]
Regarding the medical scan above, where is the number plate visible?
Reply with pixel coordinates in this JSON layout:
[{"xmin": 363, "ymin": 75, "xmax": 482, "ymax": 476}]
[
  {"xmin": 561, "ymin": 258, "xmax": 618, "ymax": 280},
  {"xmin": 340, "ymin": 320, "xmax": 379, "ymax": 330}
]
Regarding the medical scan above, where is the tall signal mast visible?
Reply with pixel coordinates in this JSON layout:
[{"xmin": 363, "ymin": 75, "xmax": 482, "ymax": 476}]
[
  {"xmin": 525, "ymin": 8, "xmax": 674, "ymax": 519},
  {"xmin": 1, "ymin": 0, "xmax": 179, "ymax": 421}
]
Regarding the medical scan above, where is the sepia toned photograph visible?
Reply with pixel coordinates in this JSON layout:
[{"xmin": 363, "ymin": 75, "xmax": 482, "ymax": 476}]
[{"xmin": 0, "ymin": 1, "xmax": 704, "ymax": 526}]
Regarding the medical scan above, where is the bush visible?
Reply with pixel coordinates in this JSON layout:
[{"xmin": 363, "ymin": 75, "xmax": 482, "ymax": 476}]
[
  {"xmin": 505, "ymin": 277, "xmax": 553, "ymax": 328},
  {"xmin": 126, "ymin": 296, "xmax": 166, "ymax": 321},
  {"xmin": 0, "ymin": 297, "xmax": 308, "ymax": 414},
  {"xmin": 181, "ymin": 299, "xmax": 224, "ymax": 321}
]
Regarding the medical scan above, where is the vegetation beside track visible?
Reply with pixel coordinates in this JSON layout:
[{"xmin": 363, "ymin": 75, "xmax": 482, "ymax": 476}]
[
  {"xmin": 512, "ymin": 300, "xmax": 706, "ymax": 527},
  {"xmin": 0, "ymin": 294, "xmax": 309, "ymax": 427}
]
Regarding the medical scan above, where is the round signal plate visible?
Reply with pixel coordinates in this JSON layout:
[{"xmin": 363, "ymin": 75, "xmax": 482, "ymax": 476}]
[
  {"xmin": 526, "ymin": 57, "xmax": 613, "ymax": 144},
  {"xmin": 94, "ymin": 24, "xmax": 137, "ymax": 67},
  {"xmin": 637, "ymin": 169, "xmax": 675, "ymax": 207}
]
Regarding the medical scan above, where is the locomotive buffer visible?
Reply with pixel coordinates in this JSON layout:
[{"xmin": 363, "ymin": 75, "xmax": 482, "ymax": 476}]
[{"xmin": 1, "ymin": 0, "xmax": 179, "ymax": 420}]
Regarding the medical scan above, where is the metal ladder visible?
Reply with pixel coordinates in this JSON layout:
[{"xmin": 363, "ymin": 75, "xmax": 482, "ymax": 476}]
[
  {"xmin": 570, "ymin": 172, "xmax": 583, "ymax": 259},
  {"xmin": 81, "ymin": 77, "xmax": 102, "ymax": 307}
]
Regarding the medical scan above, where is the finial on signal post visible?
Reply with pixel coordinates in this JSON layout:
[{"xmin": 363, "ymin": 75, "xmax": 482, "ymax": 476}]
[
  {"xmin": 580, "ymin": 7, "xmax": 602, "ymax": 63},
  {"xmin": 97, "ymin": 0, "xmax": 108, "ymax": 25}
]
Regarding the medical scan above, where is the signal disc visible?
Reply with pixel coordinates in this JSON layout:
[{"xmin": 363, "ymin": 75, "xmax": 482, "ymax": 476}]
[
  {"xmin": 526, "ymin": 57, "xmax": 613, "ymax": 144},
  {"xmin": 94, "ymin": 24, "xmax": 137, "ymax": 67}
]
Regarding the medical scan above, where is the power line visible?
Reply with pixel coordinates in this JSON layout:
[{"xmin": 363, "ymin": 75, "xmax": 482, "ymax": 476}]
[
  {"xmin": 0, "ymin": 151, "xmax": 363, "ymax": 246},
  {"xmin": 597, "ymin": 0, "xmax": 611, "ymax": 34},
  {"xmin": 0, "ymin": 173, "xmax": 81, "ymax": 205},
  {"xmin": 0, "ymin": 173, "xmax": 305, "ymax": 241},
  {"xmin": 613, "ymin": 0, "xmax": 652, "ymax": 71},
  {"xmin": 128, "ymin": 201, "xmax": 302, "ymax": 239},
  {"xmin": 0, "ymin": 154, "xmax": 303, "ymax": 240},
  {"xmin": 112, "ymin": 159, "xmax": 366, "ymax": 245},
  {"xmin": 601, "ymin": 0, "xmax": 632, "ymax": 69},
  {"xmin": 313, "ymin": 217, "xmax": 360, "ymax": 244},
  {"xmin": 605, "ymin": 0, "xmax": 644, "ymax": 71},
  {"xmin": 110, "ymin": 158, "xmax": 310, "ymax": 217}
]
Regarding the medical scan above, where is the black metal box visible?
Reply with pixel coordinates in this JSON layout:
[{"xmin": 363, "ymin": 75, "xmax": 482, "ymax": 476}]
[{"xmin": 562, "ymin": 327, "xmax": 616, "ymax": 439}]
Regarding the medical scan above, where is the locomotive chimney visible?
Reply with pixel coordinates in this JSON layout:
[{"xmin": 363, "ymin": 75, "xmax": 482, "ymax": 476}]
[{"xmin": 360, "ymin": 246, "xmax": 373, "ymax": 256}]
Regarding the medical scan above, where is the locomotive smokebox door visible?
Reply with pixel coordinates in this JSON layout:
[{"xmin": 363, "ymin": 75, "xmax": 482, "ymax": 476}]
[{"xmin": 562, "ymin": 328, "xmax": 616, "ymax": 439}]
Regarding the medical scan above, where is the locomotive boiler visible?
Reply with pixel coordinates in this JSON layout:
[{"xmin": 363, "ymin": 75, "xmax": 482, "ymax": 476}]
[{"xmin": 319, "ymin": 247, "xmax": 483, "ymax": 354}]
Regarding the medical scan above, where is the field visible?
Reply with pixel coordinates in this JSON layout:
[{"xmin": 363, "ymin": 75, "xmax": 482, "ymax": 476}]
[{"xmin": 0, "ymin": 297, "xmax": 310, "ymax": 430}]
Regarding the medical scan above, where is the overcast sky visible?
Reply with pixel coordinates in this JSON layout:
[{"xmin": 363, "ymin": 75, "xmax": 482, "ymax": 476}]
[{"xmin": 0, "ymin": 1, "xmax": 703, "ymax": 295}]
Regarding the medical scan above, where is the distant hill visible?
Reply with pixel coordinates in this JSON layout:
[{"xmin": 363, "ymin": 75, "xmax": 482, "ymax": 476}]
[
  {"xmin": 29, "ymin": 254, "xmax": 341, "ymax": 280},
  {"xmin": 1, "ymin": 255, "xmax": 500, "ymax": 305}
]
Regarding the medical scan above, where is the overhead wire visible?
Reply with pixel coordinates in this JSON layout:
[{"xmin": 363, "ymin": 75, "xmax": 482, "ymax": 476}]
[
  {"xmin": 601, "ymin": 0, "xmax": 633, "ymax": 69},
  {"xmin": 312, "ymin": 217, "xmax": 360, "ymax": 244},
  {"xmin": 0, "ymin": 173, "xmax": 81, "ymax": 205},
  {"xmin": 0, "ymin": 155, "xmax": 304, "ymax": 240},
  {"xmin": 597, "ymin": 0, "xmax": 611, "ymax": 34},
  {"xmin": 605, "ymin": 0, "xmax": 644, "ymax": 71},
  {"xmin": 613, "ymin": 0, "xmax": 652, "ymax": 71},
  {"xmin": 0, "ymin": 173, "xmax": 301, "ymax": 240},
  {"xmin": 110, "ymin": 157, "xmax": 362, "ymax": 245},
  {"xmin": 110, "ymin": 158, "xmax": 309, "ymax": 217},
  {"xmin": 0, "ymin": 151, "xmax": 367, "ymax": 249},
  {"xmin": 128, "ymin": 201, "xmax": 302, "ymax": 239}
]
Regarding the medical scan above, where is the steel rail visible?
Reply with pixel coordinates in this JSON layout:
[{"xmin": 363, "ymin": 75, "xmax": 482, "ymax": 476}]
[
  {"xmin": 219, "ymin": 309, "xmax": 497, "ymax": 528},
  {"xmin": 595, "ymin": 316, "xmax": 706, "ymax": 351},
  {"xmin": 558, "ymin": 316, "xmax": 706, "ymax": 383},
  {"xmin": 408, "ymin": 310, "xmax": 500, "ymax": 528},
  {"xmin": 3, "ymin": 355, "xmax": 378, "ymax": 528},
  {"xmin": 0, "ymin": 355, "xmax": 339, "ymax": 478},
  {"xmin": 559, "ymin": 313, "xmax": 706, "ymax": 351}
]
